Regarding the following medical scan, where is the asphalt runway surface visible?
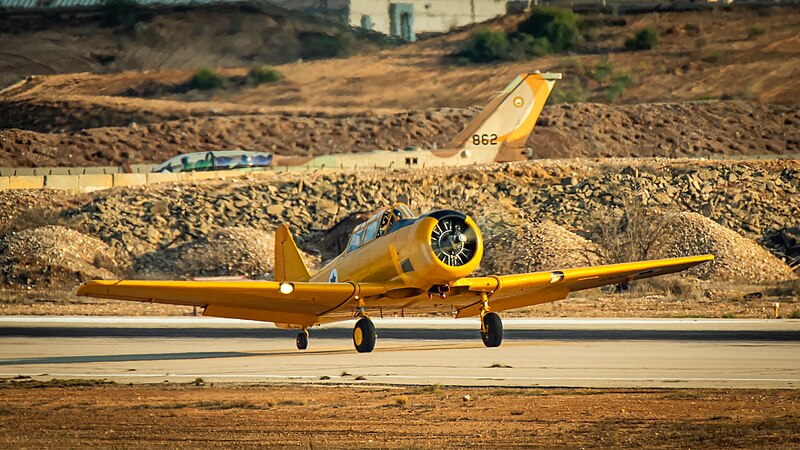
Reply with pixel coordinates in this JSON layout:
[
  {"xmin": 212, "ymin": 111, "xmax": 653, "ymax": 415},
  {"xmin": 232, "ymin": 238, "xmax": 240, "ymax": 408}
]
[{"xmin": 1, "ymin": 316, "xmax": 798, "ymax": 388}]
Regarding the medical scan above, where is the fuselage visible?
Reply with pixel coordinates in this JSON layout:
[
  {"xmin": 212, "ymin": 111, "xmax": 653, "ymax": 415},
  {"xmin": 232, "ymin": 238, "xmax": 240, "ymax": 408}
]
[{"xmin": 309, "ymin": 205, "xmax": 484, "ymax": 296}]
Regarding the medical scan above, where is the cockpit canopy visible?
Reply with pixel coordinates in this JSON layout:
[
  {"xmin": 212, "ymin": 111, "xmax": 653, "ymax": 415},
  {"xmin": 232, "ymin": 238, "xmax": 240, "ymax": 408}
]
[{"xmin": 347, "ymin": 203, "xmax": 415, "ymax": 253}]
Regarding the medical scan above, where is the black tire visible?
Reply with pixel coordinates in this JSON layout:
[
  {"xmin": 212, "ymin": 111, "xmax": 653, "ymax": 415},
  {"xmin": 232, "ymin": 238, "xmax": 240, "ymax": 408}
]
[
  {"xmin": 296, "ymin": 330, "xmax": 309, "ymax": 350},
  {"xmin": 481, "ymin": 312, "xmax": 503, "ymax": 348},
  {"xmin": 353, "ymin": 317, "xmax": 377, "ymax": 353}
]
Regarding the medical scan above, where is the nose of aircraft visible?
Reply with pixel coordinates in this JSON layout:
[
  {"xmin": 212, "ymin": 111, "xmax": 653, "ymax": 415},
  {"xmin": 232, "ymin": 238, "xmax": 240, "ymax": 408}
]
[{"xmin": 430, "ymin": 214, "xmax": 479, "ymax": 267}]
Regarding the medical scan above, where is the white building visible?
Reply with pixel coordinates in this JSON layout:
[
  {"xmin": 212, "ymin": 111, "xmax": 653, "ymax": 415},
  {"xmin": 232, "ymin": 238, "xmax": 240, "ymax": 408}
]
[
  {"xmin": 348, "ymin": 0, "xmax": 509, "ymax": 40},
  {"xmin": 0, "ymin": 0, "xmax": 510, "ymax": 42},
  {"xmin": 270, "ymin": 0, "xmax": 510, "ymax": 41}
]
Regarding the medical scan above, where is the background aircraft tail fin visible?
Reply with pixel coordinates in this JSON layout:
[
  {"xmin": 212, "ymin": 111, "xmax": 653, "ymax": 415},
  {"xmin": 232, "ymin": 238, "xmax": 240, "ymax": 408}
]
[
  {"xmin": 444, "ymin": 72, "xmax": 561, "ymax": 160},
  {"xmin": 274, "ymin": 224, "xmax": 311, "ymax": 282}
]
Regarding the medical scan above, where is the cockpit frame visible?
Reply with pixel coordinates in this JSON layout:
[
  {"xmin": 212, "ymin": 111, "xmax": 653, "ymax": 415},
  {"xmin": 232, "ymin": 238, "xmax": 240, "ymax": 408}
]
[{"xmin": 346, "ymin": 203, "xmax": 414, "ymax": 253}]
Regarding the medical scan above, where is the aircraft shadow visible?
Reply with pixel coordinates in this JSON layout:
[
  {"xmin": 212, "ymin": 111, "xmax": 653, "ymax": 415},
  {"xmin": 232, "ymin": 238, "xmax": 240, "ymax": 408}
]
[
  {"xmin": 1, "ymin": 327, "xmax": 799, "ymax": 342},
  {"xmin": 0, "ymin": 351, "xmax": 257, "ymax": 366},
  {"xmin": 0, "ymin": 346, "xmax": 436, "ymax": 366}
]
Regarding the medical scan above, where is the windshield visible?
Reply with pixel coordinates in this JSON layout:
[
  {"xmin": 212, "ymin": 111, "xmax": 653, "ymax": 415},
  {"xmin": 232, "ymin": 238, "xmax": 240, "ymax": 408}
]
[{"xmin": 346, "ymin": 203, "xmax": 415, "ymax": 252}]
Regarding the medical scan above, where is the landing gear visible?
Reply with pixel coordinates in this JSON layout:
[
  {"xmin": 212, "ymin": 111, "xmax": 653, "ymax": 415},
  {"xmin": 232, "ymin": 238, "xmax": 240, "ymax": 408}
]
[
  {"xmin": 480, "ymin": 312, "xmax": 503, "ymax": 348},
  {"xmin": 353, "ymin": 317, "xmax": 377, "ymax": 353},
  {"xmin": 296, "ymin": 329, "xmax": 309, "ymax": 350}
]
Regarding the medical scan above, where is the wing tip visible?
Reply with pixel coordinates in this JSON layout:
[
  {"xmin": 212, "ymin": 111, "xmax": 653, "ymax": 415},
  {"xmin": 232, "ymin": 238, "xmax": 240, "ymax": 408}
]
[{"xmin": 76, "ymin": 279, "xmax": 119, "ymax": 296}]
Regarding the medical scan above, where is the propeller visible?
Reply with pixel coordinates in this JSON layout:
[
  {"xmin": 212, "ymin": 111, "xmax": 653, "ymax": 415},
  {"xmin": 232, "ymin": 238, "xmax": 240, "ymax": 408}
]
[{"xmin": 430, "ymin": 216, "xmax": 477, "ymax": 267}]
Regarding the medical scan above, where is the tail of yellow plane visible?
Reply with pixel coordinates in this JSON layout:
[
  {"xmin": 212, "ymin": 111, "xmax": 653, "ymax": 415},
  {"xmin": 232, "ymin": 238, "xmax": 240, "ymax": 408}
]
[
  {"xmin": 274, "ymin": 224, "xmax": 311, "ymax": 282},
  {"xmin": 444, "ymin": 72, "xmax": 561, "ymax": 161}
]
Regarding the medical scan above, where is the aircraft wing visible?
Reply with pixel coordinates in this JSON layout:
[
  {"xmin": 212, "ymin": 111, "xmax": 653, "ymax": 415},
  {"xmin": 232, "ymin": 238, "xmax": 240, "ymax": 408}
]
[
  {"xmin": 76, "ymin": 279, "xmax": 390, "ymax": 327},
  {"xmin": 451, "ymin": 254, "xmax": 714, "ymax": 318}
]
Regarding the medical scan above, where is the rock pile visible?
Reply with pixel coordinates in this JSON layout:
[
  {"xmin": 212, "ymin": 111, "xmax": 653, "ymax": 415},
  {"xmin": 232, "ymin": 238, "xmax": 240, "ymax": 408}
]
[
  {"xmin": 479, "ymin": 218, "xmax": 605, "ymax": 276},
  {"xmin": 533, "ymin": 101, "xmax": 800, "ymax": 159},
  {"xmin": 135, "ymin": 227, "xmax": 279, "ymax": 280},
  {"xmin": 652, "ymin": 212, "xmax": 795, "ymax": 282},
  {"xmin": 0, "ymin": 226, "xmax": 119, "ymax": 286},
  {"xmin": 1, "ymin": 159, "xmax": 797, "ymax": 288}
]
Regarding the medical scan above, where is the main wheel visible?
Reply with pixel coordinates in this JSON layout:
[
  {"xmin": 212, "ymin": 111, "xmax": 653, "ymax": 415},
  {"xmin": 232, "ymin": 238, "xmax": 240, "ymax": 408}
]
[
  {"xmin": 481, "ymin": 312, "xmax": 503, "ymax": 348},
  {"xmin": 353, "ymin": 317, "xmax": 377, "ymax": 353},
  {"xmin": 296, "ymin": 330, "xmax": 309, "ymax": 350}
]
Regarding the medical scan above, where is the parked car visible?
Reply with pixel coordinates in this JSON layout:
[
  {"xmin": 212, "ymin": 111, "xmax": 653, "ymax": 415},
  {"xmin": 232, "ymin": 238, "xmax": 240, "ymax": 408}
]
[{"xmin": 153, "ymin": 151, "xmax": 273, "ymax": 173}]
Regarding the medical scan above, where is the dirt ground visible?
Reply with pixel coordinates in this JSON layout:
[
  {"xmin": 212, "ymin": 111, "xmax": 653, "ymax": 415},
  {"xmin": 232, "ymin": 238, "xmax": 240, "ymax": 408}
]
[
  {"xmin": 0, "ymin": 381, "xmax": 797, "ymax": 449},
  {"xmin": 2, "ymin": 6, "xmax": 799, "ymax": 105}
]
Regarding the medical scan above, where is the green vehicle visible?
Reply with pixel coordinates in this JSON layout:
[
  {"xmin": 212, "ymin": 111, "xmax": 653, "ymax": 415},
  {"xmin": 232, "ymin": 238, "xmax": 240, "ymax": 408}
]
[{"xmin": 153, "ymin": 151, "xmax": 274, "ymax": 173}]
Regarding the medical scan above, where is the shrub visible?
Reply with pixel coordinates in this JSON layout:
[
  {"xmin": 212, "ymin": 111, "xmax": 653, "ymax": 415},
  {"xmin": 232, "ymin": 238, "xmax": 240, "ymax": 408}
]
[
  {"xmin": 301, "ymin": 33, "xmax": 350, "ymax": 59},
  {"xmin": 246, "ymin": 65, "xmax": 281, "ymax": 85},
  {"xmin": 789, "ymin": 310, "xmax": 800, "ymax": 319},
  {"xmin": 509, "ymin": 32, "xmax": 552, "ymax": 58},
  {"xmin": 517, "ymin": 7, "xmax": 583, "ymax": 53},
  {"xmin": 748, "ymin": 25, "xmax": 767, "ymax": 38},
  {"xmin": 694, "ymin": 34, "xmax": 708, "ymax": 49},
  {"xmin": 458, "ymin": 30, "xmax": 553, "ymax": 63},
  {"xmin": 702, "ymin": 50, "xmax": 722, "ymax": 63},
  {"xmin": 591, "ymin": 59, "xmax": 614, "ymax": 82},
  {"xmin": 604, "ymin": 72, "xmax": 633, "ymax": 101},
  {"xmin": 588, "ymin": 191, "xmax": 670, "ymax": 263},
  {"xmin": 458, "ymin": 29, "xmax": 512, "ymax": 62},
  {"xmin": 633, "ymin": 275, "xmax": 703, "ymax": 302},
  {"xmin": 190, "ymin": 68, "xmax": 225, "ymax": 90},
  {"xmin": 625, "ymin": 27, "xmax": 659, "ymax": 51},
  {"xmin": 103, "ymin": 0, "xmax": 140, "ymax": 27},
  {"xmin": 548, "ymin": 79, "xmax": 588, "ymax": 104}
]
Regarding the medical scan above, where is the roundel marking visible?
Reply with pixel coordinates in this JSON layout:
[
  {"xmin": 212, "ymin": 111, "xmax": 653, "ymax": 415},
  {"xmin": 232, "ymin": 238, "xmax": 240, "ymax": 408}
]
[
  {"xmin": 329, "ymin": 269, "xmax": 338, "ymax": 283},
  {"xmin": 513, "ymin": 96, "xmax": 524, "ymax": 108}
]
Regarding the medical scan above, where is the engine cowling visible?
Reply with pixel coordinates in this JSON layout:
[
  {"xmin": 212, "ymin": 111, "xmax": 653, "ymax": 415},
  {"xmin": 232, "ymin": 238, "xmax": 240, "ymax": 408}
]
[
  {"xmin": 406, "ymin": 210, "xmax": 484, "ymax": 285},
  {"xmin": 429, "ymin": 214, "xmax": 479, "ymax": 267}
]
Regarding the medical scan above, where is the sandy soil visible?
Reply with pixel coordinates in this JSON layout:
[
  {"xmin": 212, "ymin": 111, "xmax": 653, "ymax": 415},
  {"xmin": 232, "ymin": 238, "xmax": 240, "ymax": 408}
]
[
  {"xmin": 3, "ymin": 6, "xmax": 799, "ymax": 105},
  {"xmin": 0, "ymin": 381, "xmax": 797, "ymax": 448}
]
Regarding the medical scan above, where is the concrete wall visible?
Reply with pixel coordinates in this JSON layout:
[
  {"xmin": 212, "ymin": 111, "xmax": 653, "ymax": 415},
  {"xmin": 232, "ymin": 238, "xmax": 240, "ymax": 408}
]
[
  {"xmin": 0, "ymin": 149, "xmax": 497, "ymax": 192},
  {"xmin": 0, "ymin": 164, "xmax": 156, "ymax": 177},
  {"xmin": 348, "ymin": 0, "xmax": 508, "ymax": 36}
]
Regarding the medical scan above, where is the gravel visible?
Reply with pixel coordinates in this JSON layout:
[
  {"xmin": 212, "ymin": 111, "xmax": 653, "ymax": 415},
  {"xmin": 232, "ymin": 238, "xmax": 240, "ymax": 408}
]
[
  {"xmin": 653, "ymin": 212, "xmax": 795, "ymax": 282},
  {"xmin": 0, "ymin": 159, "xmax": 797, "ymax": 290},
  {"xmin": 0, "ymin": 225, "xmax": 119, "ymax": 286}
]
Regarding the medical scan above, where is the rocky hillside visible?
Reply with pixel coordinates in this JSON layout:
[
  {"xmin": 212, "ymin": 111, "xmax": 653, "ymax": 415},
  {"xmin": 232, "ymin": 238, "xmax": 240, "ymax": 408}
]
[{"xmin": 1, "ymin": 101, "xmax": 797, "ymax": 167}]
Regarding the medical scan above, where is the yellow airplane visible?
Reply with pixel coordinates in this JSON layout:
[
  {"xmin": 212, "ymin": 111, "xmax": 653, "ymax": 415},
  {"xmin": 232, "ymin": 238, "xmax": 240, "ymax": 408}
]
[
  {"xmin": 76, "ymin": 72, "xmax": 713, "ymax": 351},
  {"xmin": 77, "ymin": 202, "xmax": 713, "ymax": 352}
]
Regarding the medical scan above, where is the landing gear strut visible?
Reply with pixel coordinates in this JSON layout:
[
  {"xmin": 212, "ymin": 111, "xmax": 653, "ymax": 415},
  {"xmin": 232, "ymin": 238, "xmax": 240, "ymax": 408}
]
[
  {"xmin": 353, "ymin": 317, "xmax": 377, "ymax": 353},
  {"xmin": 296, "ymin": 329, "xmax": 309, "ymax": 350}
]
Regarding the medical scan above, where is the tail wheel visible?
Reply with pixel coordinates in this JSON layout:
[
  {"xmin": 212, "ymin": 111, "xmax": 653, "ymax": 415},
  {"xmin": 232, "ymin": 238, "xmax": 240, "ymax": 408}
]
[
  {"xmin": 353, "ymin": 317, "xmax": 377, "ymax": 353},
  {"xmin": 481, "ymin": 312, "xmax": 503, "ymax": 348},
  {"xmin": 296, "ymin": 329, "xmax": 309, "ymax": 350}
]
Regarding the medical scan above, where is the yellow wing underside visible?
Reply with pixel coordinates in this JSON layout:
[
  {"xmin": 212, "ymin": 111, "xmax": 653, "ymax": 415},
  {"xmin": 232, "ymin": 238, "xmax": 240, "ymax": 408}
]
[{"xmin": 77, "ymin": 255, "xmax": 713, "ymax": 326}]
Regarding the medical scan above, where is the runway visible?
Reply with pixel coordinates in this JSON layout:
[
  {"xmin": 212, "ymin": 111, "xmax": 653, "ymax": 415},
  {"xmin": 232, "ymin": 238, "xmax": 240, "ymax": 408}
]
[{"xmin": 1, "ymin": 316, "xmax": 799, "ymax": 388}]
